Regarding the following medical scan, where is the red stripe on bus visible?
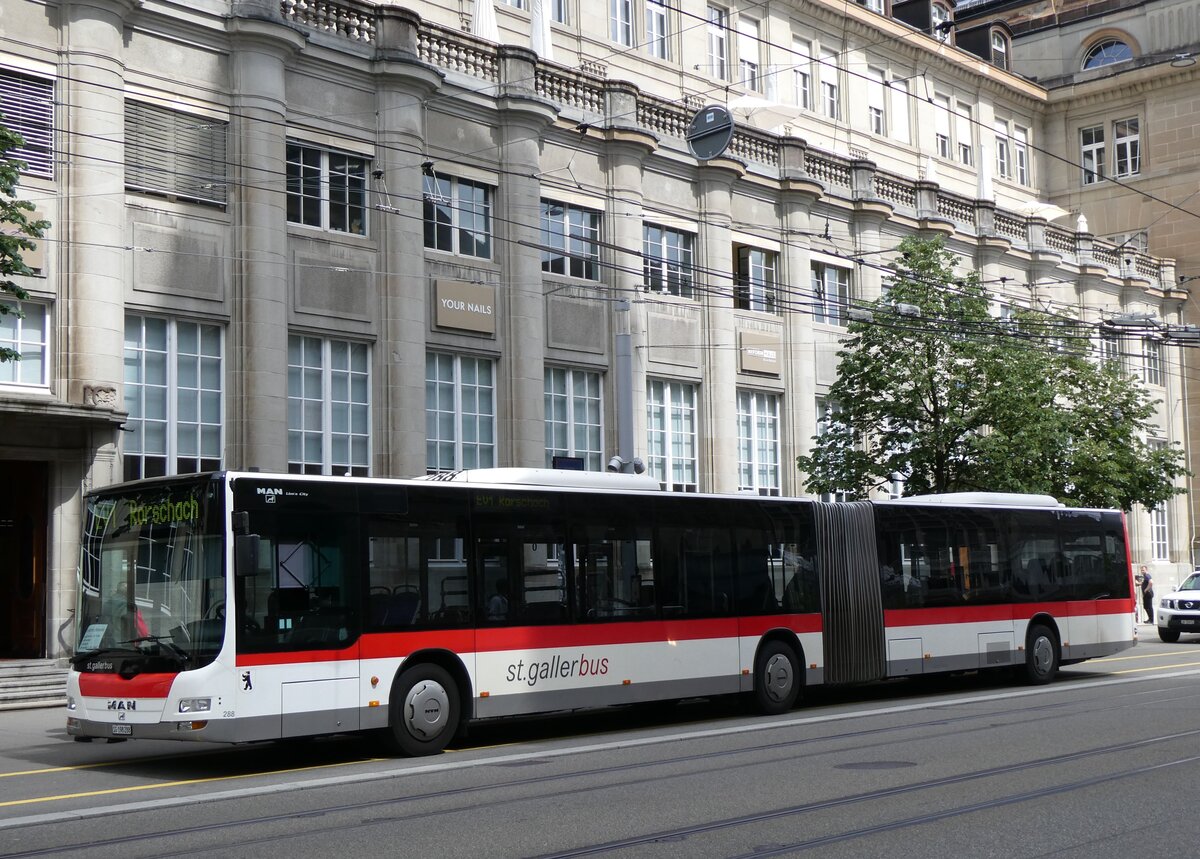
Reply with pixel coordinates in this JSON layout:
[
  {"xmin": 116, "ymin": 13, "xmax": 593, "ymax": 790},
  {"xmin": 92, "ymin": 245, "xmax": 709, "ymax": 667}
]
[
  {"xmin": 884, "ymin": 599, "xmax": 1133, "ymax": 627},
  {"xmin": 79, "ymin": 672, "xmax": 176, "ymax": 698},
  {"xmin": 237, "ymin": 615, "xmax": 825, "ymax": 666}
]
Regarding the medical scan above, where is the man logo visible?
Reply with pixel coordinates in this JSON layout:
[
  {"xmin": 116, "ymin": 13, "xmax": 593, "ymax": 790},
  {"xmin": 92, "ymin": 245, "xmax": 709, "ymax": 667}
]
[{"xmin": 257, "ymin": 487, "xmax": 282, "ymax": 504}]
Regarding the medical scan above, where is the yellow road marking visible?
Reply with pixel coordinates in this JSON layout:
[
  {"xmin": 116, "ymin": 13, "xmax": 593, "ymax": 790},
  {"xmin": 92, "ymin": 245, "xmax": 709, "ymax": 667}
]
[
  {"xmin": 0, "ymin": 757, "xmax": 386, "ymax": 809},
  {"xmin": 1112, "ymin": 660, "xmax": 1200, "ymax": 674},
  {"xmin": 1093, "ymin": 649, "xmax": 1200, "ymax": 663}
]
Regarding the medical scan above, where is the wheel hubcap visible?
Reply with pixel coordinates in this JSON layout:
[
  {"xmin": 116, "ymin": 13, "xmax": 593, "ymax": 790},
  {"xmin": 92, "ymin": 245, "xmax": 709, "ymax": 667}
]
[
  {"xmin": 1032, "ymin": 635, "xmax": 1053, "ymax": 674},
  {"xmin": 763, "ymin": 653, "xmax": 794, "ymax": 703},
  {"xmin": 404, "ymin": 679, "xmax": 450, "ymax": 740}
]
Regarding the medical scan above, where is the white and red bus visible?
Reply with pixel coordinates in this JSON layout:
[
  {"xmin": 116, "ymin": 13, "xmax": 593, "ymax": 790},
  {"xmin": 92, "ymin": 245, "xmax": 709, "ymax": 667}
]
[{"xmin": 66, "ymin": 469, "xmax": 1135, "ymax": 754}]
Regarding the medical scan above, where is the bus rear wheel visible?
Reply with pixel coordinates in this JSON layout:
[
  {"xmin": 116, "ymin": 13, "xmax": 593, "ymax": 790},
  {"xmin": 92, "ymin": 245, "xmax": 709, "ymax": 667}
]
[
  {"xmin": 754, "ymin": 641, "xmax": 801, "ymax": 715},
  {"xmin": 385, "ymin": 663, "xmax": 461, "ymax": 756},
  {"xmin": 1023, "ymin": 624, "xmax": 1059, "ymax": 685}
]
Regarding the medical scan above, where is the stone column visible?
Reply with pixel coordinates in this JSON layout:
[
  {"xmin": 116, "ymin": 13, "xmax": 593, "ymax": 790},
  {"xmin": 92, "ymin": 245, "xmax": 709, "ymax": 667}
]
[
  {"xmin": 376, "ymin": 8, "xmax": 443, "ymax": 477},
  {"xmin": 496, "ymin": 47, "xmax": 557, "ymax": 466},
  {"xmin": 225, "ymin": 16, "xmax": 306, "ymax": 471},
  {"xmin": 61, "ymin": 0, "xmax": 137, "ymax": 418},
  {"xmin": 695, "ymin": 158, "xmax": 745, "ymax": 492},
  {"xmin": 779, "ymin": 168, "xmax": 824, "ymax": 495}
]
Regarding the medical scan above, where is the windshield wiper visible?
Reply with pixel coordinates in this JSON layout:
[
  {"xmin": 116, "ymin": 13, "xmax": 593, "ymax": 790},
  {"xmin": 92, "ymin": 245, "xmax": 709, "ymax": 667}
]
[{"xmin": 119, "ymin": 635, "xmax": 190, "ymax": 664}]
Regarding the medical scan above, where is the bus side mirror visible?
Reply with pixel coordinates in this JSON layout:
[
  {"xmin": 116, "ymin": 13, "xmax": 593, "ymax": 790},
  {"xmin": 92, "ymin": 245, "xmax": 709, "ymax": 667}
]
[{"xmin": 235, "ymin": 534, "xmax": 260, "ymax": 578}]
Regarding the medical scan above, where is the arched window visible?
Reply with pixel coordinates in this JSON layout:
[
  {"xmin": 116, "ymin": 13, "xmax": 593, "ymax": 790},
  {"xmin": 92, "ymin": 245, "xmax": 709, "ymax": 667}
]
[
  {"xmin": 1083, "ymin": 39, "xmax": 1132, "ymax": 69},
  {"xmin": 991, "ymin": 30, "xmax": 1010, "ymax": 69}
]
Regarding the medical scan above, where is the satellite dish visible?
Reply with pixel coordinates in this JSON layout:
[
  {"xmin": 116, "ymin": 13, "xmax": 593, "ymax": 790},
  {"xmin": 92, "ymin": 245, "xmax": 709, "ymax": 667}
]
[{"xmin": 686, "ymin": 105, "xmax": 734, "ymax": 161}]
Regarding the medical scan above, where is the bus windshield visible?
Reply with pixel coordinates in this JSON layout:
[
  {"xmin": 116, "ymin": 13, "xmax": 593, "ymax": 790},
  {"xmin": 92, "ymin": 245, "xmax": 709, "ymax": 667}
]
[{"xmin": 74, "ymin": 478, "xmax": 224, "ymax": 673}]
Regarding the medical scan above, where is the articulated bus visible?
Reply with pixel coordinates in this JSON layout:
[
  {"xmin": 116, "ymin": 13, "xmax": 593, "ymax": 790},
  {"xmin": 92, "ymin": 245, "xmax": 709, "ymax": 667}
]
[{"xmin": 66, "ymin": 469, "xmax": 1135, "ymax": 755}]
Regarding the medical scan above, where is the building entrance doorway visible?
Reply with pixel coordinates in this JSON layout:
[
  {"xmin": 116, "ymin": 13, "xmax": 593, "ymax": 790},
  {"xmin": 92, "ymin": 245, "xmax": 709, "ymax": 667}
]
[{"xmin": 0, "ymin": 460, "xmax": 48, "ymax": 658}]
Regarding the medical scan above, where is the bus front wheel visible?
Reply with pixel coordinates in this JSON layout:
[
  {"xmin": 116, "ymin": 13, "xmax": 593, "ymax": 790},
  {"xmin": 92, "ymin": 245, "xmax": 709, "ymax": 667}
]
[
  {"xmin": 385, "ymin": 663, "xmax": 461, "ymax": 756},
  {"xmin": 1023, "ymin": 624, "xmax": 1059, "ymax": 685},
  {"xmin": 754, "ymin": 641, "xmax": 801, "ymax": 715}
]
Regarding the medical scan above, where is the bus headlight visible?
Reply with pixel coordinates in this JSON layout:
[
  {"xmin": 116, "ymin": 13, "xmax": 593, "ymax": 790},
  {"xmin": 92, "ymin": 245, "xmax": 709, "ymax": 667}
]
[{"xmin": 178, "ymin": 698, "xmax": 212, "ymax": 714}]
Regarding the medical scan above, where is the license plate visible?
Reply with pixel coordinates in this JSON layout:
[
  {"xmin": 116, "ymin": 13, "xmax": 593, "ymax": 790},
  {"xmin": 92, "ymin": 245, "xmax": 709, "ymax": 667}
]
[
  {"xmin": 111, "ymin": 724, "xmax": 132, "ymax": 735},
  {"xmin": 1181, "ymin": 619, "xmax": 1197, "ymax": 626}
]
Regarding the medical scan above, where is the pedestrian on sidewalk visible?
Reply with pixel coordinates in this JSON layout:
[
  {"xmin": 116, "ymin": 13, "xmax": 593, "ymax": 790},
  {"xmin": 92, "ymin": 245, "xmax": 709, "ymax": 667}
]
[{"xmin": 1138, "ymin": 565, "xmax": 1155, "ymax": 624}]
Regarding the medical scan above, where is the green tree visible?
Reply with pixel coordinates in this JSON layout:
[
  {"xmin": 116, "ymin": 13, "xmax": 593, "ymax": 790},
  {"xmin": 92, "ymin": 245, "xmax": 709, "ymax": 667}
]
[
  {"xmin": 797, "ymin": 235, "xmax": 1187, "ymax": 510},
  {"xmin": 1, "ymin": 123, "xmax": 49, "ymax": 363}
]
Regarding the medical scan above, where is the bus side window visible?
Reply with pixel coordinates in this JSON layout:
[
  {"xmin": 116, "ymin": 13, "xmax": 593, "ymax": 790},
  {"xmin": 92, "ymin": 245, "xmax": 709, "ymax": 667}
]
[{"xmin": 367, "ymin": 517, "xmax": 469, "ymax": 629}]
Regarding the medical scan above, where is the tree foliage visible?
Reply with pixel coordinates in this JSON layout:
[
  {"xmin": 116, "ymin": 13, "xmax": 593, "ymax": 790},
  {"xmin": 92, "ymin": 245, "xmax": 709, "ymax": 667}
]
[
  {"xmin": 797, "ymin": 235, "xmax": 1188, "ymax": 510},
  {"xmin": 1, "ymin": 122, "xmax": 49, "ymax": 363}
]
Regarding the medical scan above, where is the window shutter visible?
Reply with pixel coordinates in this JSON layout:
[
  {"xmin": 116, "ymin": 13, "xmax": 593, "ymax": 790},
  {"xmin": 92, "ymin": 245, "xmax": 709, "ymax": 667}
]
[
  {"xmin": 125, "ymin": 101, "xmax": 227, "ymax": 206},
  {"xmin": 0, "ymin": 70, "xmax": 54, "ymax": 179}
]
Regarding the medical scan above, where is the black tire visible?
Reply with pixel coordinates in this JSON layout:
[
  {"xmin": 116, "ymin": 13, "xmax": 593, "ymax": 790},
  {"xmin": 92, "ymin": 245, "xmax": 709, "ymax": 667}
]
[
  {"xmin": 1159, "ymin": 627, "xmax": 1181, "ymax": 643},
  {"xmin": 384, "ymin": 663, "xmax": 461, "ymax": 756},
  {"xmin": 754, "ymin": 640, "xmax": 801, "ymax": 715},
  {"xmin": 1024, "ymin": 623, "xmax": 1059, "ymax": 685}
]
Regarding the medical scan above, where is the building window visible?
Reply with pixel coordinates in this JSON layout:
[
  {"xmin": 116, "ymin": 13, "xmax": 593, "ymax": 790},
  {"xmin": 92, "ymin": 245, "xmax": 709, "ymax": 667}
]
[
  {"xmin": 499, "ymin": 0, "xmax": 526, "ymax": 7},
  {"xmin": 286, "ymin": 142, "xmax": 368, "ymax": 235},
  {"xmin": 1083, "ymin": 39, "xmax": 1132, "ymax": 70},
  {"xmin": 1148, "ymin": 438, "xmax": 1169, "ymax": 561},
  {"xmin": 545, "ymin": 367, "xmax": 603, "ymax": 471},
  {"xmin": 1099, "ymin": 333, "xmax": 1122, "ymax": 370},
  {"xmin": 126, "ymin": 101, "xmax": 228, "ymax": 207},
  {"xmin": 890, "ymin": 79, "xmax": 910, "ymax": 143},
  {"xmin": 0, "ymin": 300, "xmax": 48, "ymax": 386},
  {"xmin": 124, "ymin": 315, "xmax": 223, "ymax": 482},
  {"xmin": 934, "ymin": 94, "xmax": 951, "ymax": 159},
  {"xmin": 867, "ymin": 67, "xmax": 886, "ymax": 135},
  {"xmin": 931, "ymin": 3, "xmax": 952, "ymax": 42},
  {"xmin": 995, "ymin": 121, "xmax": 1011, "ymax": 179},
  {"xmin": 1143, "ymin": 337, "xmax": 1163, "ymax": 386},
  {"xmin": 1013, "ymin": 126, "xmax": 1029, "ymax": 185},
  {"xmin": 609, "ymin": 0, "xmax": 632, "ymax": 46},
  {"xmin": 423, "ymin": 172, "xmax": 492, "ymax": 258},
  {"xmin": 1113, "ymin": 118, "xmax": 1141, "ymax": 177},
  {"xmin": 812, "ymin": 262, "xmax": 850, "ymax": 326},
  {"xmin": 735, "ymin": 247, "xmax": 778, "ymax": 313},
  {"xmin": 1081, "ymin": 125, "xmax": 1106, "ymax": 184},
  {"xmin": 288, "ymin": 335, "xmax": 370, "ymax": 476},
  {"xmin": 955, "ymin": 102, "xmax": 973, "ymax": 165},
  {"xmin": 856, "ymin": 0, "xmax": 885, "ymax": 12},
  {"xmin": 737, "ymin": 389, "xmax": 781, "ymax": 495},
  {"xmin": 990, "ymin": 31, "xmax": 1009, "ymax": 70},
  {"xmin": 738, "ymin": 17, "xmax": 761, "ymax": 91},
  {"xmin": 707, "ymin": 6, "xmax": 729, "ymax": 79},
  {"xmin": 644, "ymin": 223, "xmax": 695, "ymax": 297},
  {"xmin": 426, "ymin": 352, "xmax": 495, "ymax": 473},
  {"xmin": 792, "ymin": 40, "xmax": 812, "ymax": 109},
  {"xmin": 647, "ymin": 379, "xmax": 698, "ymax": 492},
  {"xmin": 541, "ymin": 200, "xmax": 601, "ymax": 280},
  {"xmin": 0, "ymin": 69, "xmax": 53, "ymax": 178},
  {"xmin": 820, "ymin": 50, "xmax": 840, "ymax": 120},
  {"xmin": 552, "ymin": 0, "xmax": 568, "ymax": 23},
  {"xmin": 646, "ymin": 0, "xmax": 670, "ymax": 59},
  {"xmin": 815, "ymin": 397, "xmax": 851, "ymax": 502}
]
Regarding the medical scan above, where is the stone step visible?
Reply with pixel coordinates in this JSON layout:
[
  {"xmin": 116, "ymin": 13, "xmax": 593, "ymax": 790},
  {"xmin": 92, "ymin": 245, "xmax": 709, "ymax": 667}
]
[{"xmin": 0, "ymin": 660, "xmax": 69, "ymax": 711}]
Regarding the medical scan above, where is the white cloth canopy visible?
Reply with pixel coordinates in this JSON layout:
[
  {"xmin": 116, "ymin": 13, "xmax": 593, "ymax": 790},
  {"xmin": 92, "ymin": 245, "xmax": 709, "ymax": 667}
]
[
  {"xmin": 727, "ymin": 95, "xmax": 802, "ymax": 131},
  {"xmin": 531, "ymin": 0, "xmax": 555, "ymax": 61},
  {"xmin": 472, "ymin": 0, "xmax": 500, "ymax": 42}
]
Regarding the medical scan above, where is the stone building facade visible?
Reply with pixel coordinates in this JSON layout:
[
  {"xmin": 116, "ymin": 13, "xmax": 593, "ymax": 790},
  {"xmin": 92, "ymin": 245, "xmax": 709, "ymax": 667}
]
[{"xmin": 0, "ymin": 0, "xmax": 1188, "ymax": 658}]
